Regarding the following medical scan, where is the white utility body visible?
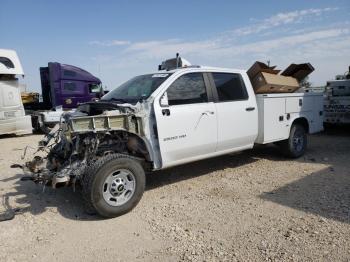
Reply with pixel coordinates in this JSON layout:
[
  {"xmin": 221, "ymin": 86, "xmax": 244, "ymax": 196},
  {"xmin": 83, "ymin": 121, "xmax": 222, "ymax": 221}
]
[
  {"xmin": 0, "ymin": 49, "xmax": 32, "ymax": 135},
  {"xmin": 255, "ymin": 93, "xmax": 324, "ymax": 144}
]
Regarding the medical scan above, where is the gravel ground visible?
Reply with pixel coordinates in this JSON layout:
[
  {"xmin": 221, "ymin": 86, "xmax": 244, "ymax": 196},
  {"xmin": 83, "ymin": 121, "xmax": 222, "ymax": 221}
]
[{"xmin": 0, "ymin": 128, "xmax": 349, "ymax": 262}]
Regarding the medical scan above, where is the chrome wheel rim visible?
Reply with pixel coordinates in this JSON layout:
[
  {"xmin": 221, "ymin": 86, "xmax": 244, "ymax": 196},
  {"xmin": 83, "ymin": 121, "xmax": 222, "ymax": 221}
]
[{"xmin": 102, "ymin": 169, "xmax": 136, "ymax": 207}]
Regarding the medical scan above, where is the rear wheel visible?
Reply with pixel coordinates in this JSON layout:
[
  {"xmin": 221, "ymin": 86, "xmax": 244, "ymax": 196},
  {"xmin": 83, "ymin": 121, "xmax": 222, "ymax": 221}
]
[
  {"xmin": 280, "ymin": 124, "xmax": 307, "ymax": 158},
  {"xmin": 82, "ymin": 154, "xmax": 145, "ymax": 218}
]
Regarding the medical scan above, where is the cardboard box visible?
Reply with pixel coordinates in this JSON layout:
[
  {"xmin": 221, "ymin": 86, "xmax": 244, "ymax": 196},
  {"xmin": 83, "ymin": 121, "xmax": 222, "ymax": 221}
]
[
  {"xmin": 252, "ymin": 72, "xmax": 300, "ymax": 94},
  {"xmin": 247, "ymin": 61, "xmax": 315, "ymax": 94},
  {"xmin": 281, "ymin": 63, "xmax": 314, "ymax": 81},
  {"xmin": 247, "ymin": 61, "xmax": 280, "ymax": 80}
]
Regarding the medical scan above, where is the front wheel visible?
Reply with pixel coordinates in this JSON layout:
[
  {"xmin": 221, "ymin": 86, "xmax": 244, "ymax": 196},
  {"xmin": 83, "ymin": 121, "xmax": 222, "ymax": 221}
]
[
  {"xmin": 279, "ymin": 124, "xmax": 307, "ymax": 158},
  {"xmin": 82, "ymin": 154, "xmax": 146, "ymax": 218}
]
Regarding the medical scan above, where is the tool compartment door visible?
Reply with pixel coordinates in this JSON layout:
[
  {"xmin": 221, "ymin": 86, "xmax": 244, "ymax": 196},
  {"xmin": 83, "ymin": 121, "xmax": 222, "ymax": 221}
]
[
  {"xmin": 285, "ymin": 96, "xmax": 313, "ymax": 113},
  {"xmin": 255, "ymin": 96, "xmax": 289, "ymax": 144}
]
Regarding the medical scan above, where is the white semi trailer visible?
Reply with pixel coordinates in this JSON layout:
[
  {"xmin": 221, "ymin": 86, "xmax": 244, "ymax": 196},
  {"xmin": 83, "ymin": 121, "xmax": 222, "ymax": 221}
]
[{"xmin": 0, "ymin": 49, "xmax": 32, "ymax": 135}]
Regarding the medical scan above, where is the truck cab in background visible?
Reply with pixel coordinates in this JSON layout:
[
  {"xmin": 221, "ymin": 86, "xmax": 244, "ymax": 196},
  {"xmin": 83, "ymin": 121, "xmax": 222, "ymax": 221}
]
[
  {"xmin": 25, "ymin": 62, "xmax": 103, "ymax": 132},
  {"xmin": 324, "ymin": 67, "xmax": 350, "ymax": 125},
  {"xmin": 0, "ymin": 49, "xmax": 32, "ymax": 136},
  {"xmin": 39, "ymin": 63, "xmax": 102, "ymax": 109}
]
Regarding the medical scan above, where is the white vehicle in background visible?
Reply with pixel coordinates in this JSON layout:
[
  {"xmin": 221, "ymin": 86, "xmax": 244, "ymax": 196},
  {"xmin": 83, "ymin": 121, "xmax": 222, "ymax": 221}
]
[
  {"xmin": 21, "ymin": 56, "xmax": 324, "ymax": 218},
  {"xmin": 0, "ymin": 49, "xmax": 32, "ymax": 135},
  {"xmin": 324, "ymin": 67, "xmax": 350, "ymax": 125}
]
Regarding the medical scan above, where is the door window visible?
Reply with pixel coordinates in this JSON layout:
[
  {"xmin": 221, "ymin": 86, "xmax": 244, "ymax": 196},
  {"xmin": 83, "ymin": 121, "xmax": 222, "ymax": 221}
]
[
  {"xmin": 167, "ymin": 73, "xmax": 208, "ymax": 106},
  {"xmin": 212, "ymin": 73, "xmax": 248, "ymax": 102},
  {"xmin": 89, "ymin": 83, "xmax": 101, "ymax": 93}
]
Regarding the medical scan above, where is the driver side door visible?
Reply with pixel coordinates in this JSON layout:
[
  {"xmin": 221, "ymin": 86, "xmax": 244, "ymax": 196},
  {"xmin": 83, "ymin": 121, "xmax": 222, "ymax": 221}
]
[{"xmin": 154, "ymin": 72, "xmax": 217, "ymax": 168}]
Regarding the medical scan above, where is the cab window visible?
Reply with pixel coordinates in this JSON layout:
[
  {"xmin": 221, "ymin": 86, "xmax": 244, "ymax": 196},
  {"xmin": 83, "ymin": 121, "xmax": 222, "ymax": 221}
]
[
  {"xmin": 167, "ymin": 73, "xmax": 208, "ymax": 106},
  {"xmin": 62, "ymin": 82, "xmax": 83, "ymax": 94},
  {"xmin": 0, "ymin": 57, "xmax": 15, "ymax": 69},
  {"xmin": 212, "ymin": 73, "xmax": 248, "ymax": 102},
  {"xmin": 89, "ymin": 83, "xmax": 101, "ymax": 93}
]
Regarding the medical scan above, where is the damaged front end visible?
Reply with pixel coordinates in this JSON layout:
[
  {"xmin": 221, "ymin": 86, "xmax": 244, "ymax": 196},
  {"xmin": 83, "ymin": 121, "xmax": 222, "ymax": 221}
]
[{"xmin": 18, "ymin": 102, "xmax": 151, "ymax": 189}]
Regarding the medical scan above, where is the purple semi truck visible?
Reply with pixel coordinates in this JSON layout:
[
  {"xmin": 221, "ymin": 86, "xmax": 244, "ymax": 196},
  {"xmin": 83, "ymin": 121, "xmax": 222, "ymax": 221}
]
[
  {"xmin": 40, "ymin": 62, "xmax": 102, "ymax": 108},
  {"xmin": 25, "ymin": 62, "xmax": 103, "ymax": 132}
]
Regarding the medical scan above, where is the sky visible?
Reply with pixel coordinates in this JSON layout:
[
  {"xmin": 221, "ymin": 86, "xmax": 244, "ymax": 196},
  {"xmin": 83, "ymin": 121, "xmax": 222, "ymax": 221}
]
[{"xmin": 1, "ymin": 0, "xmax": 350, "ymax": 92}]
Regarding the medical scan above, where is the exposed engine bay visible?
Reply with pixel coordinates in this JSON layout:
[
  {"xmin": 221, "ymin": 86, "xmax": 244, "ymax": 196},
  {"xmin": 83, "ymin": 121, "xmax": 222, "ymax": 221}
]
[{"xmin": 19, "ymin": 101, "xmax": 151, "ymax": 189}]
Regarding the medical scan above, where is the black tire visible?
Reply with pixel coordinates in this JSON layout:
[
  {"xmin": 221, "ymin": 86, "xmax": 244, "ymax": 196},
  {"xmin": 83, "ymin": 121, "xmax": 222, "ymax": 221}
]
[
  {"xmin": 81, "ymin": 154, "xmax": 146, "ymax": 218},
  {"xmin": 280, "ymin": 124, "xmax": 307, "ymax": 158}
]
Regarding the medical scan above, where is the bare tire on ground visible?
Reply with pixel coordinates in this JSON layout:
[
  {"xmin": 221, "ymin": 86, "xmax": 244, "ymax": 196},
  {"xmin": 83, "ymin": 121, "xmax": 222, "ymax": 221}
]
[
  {"xmin": 280, "ymin": 124, "xmax": 307, "ymax": 158},
  {"xmin": 82, "ymin": 154, "xmax": 146, "ymax": 218}
]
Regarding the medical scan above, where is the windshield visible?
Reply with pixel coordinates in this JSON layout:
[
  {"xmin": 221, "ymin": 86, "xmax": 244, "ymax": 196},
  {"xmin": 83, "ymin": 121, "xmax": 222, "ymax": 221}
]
[{"xmin": 102, "ymin": 73, "xmax": 171, "ymax": 103}]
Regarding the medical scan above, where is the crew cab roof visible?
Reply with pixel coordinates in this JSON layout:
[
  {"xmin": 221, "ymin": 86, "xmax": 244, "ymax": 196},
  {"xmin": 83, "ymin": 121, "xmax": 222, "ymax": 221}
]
[
  {"xmin": 0, "ymin": 49, "xmax": 24, "ymax": 75},
  {"xmin": 158, "ymin": 66, "xmax": 247, "ymax": 75}
]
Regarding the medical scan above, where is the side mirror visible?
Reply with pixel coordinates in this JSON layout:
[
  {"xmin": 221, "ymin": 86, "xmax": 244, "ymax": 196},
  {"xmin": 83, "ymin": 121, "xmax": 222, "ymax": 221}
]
[
  {"xmin": 99, "ymin": 86, "xmax": 104, "ymax": 98},
  {"xmin": 160, "ymin": 92, "xmax": 169, "ymax": 107}
]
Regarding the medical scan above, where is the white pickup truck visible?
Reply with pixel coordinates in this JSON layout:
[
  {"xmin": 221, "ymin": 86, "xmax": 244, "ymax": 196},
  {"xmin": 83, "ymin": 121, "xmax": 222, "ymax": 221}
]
[{"xmin": 21, "ymin": 58, "xmax": 324, "ymax": 217}]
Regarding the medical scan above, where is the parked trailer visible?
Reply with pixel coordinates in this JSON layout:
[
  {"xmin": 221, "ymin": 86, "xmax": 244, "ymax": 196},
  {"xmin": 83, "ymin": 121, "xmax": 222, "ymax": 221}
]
[
  {"xmin": 324, "ymin": 67, "xmax": 350, "ymax": 125},
  {"xmin": 0, "ymin": 49, "xmax": 32, "ymax": 136}
]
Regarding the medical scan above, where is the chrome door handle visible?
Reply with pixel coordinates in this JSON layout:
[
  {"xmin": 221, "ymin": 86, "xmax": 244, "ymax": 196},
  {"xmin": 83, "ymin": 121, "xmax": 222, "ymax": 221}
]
[
  {"xmin": 202, "ymin": 111, "xmax": 214, "ymax": 115},
  {"xmin": 162, "ymin": 109, "xmax": 170, "ymax": 116}
]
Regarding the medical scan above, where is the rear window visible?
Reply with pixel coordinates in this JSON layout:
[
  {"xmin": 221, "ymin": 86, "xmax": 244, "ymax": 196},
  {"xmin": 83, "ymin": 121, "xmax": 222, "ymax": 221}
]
[{"xmin": 212, "ymin": 73, "xmax": 248, "ymax": 102}]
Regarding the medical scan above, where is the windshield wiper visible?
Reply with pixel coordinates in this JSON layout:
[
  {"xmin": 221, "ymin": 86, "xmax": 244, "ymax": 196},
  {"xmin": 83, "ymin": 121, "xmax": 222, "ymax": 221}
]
[{"xmin": 108, "ymin": 98, "xmax": 128, "ymax": 103}]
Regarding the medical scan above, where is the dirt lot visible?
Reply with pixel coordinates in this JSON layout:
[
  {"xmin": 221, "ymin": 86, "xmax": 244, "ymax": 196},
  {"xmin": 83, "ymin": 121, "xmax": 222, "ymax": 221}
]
[{"xmin": 0, "ymin": 129, "xmax": 349, "ymax": 262}]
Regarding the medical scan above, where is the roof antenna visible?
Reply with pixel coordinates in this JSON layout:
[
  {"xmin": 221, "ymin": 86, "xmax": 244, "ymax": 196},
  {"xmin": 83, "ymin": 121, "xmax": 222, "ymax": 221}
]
[{"xmin": 176, "ymin": 53, "xmax": 180, "ymax": 68}]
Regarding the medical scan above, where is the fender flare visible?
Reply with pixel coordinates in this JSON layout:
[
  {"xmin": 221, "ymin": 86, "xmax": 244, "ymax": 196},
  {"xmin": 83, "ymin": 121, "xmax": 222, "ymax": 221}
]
[{"xmin": 290, "ymin": 116, "xmax": 310, "ymax": 133}]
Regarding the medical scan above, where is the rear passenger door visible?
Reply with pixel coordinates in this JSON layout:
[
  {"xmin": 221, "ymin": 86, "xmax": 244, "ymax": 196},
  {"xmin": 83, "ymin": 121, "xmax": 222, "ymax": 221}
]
[
  {"xmin": 209, "ymin": 72, "xmax": 258, "ymax": 151},
  {"xmin": 155, "ymin": 72, "xmax": 217, "ymax": 167}
]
